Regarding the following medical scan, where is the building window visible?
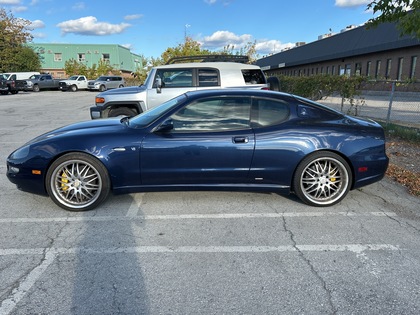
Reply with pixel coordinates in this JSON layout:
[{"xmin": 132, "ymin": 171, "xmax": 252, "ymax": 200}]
[
  {"xmin": 102, "ymin": 53, "xmax": 110, "ymax": 62},
  {"xmin": 410, "ymin": 56, "xmax": 417, "ymax": 79},
  {"xmin": 397, "ymin": 58, "xmax": 404, "ymax": 81},
  {"xmin": 375, "ymin": 60, "xmax": 381, "ymax": 79},
  {"xmin": 332, "ymin": 65, "xmax": 335, "ymax": 75},
  {"xmin": 366, "ymin": 61, "xmax": 371, "ymax": 77},
  {"xmin": 385, "ymin": 59, "xmax": 392, "ymax": 79},
  {"xmin": 355, "ymin": 63, "xmax": 361, "ymax": 76},
  {"xmin": 78, "ymin": 53, "xmax": 85, "ymax": 62},
  {"xmin": 326, "ymin": 66, "xmax": 329, "ymax": 74},
  {"xmin": 54, "ymin": 53, "xmax": 62, "ymax": 62}
]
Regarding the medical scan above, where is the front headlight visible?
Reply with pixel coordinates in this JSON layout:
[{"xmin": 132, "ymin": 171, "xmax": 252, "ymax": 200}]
[
  {"xmin": 10, "ymin": 145, "xmax": 30, "ymax": 159},
  {"xmin": 26, "ymin": 81, "xmax": 33, "ymax": 87}
]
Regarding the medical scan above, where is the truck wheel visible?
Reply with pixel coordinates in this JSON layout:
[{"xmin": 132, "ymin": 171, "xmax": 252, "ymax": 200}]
[
  {"xmin": 109, "ymin": 107, "xmax": 137, "ymax": 118},
  {"xmin": 11, "ymin": 90, "xmax": 18, "ymax": 94},
  {"xmin": 33, "ymin": 85, "xmax": 40, "ymax": 92},
  {"xmin": 1, "ymin": 91, "xmax": 8, "ymax": 95},
  {"xmin": 70, "ymin": 85, "xmax": 78, "ymax": 92}
]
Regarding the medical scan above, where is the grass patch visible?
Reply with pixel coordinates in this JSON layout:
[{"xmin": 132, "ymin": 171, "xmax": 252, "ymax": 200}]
[{"xmin": 380, "ymin": 123, "xmax": 420, "ymax": 143}]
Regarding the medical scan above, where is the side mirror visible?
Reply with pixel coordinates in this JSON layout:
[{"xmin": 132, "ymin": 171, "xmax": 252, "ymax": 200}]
[
  {"xmin": 155, "ymin": 77, "xmax": 162, "ymax": 94},
  {"xmin": 155, "ymin": 119, "xmax": 173, "ymax": 132}
]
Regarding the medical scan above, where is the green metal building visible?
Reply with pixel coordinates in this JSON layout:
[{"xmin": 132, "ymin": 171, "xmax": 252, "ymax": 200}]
[{"xmin": 26, "ymin": 43, "xmax": 144, "ymax": 79}]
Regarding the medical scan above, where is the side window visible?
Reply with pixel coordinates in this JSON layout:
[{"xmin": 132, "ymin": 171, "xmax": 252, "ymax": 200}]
[
  {"xmin": 156, "ymin": 69, "xmax": 193, "ymax": 88},
  {"xmin": 198, "ymin": 68, "xmax": 219, "ymax": 87},
  {"xmin": 170, "ymin": 97, "xmax": 251, "ymax": 132},
  {"xmin": 252, "ymin": 99, "xmax": 290, "ymax": 127},
  {"xmin": 241, "ymin": 69, "xmax": 266, "ymax": 84}
]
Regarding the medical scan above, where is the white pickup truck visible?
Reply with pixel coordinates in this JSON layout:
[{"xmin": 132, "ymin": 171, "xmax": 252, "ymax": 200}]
[{"xmin": 59, "ymin": 75, "xmax": 89, "ymax": 92}]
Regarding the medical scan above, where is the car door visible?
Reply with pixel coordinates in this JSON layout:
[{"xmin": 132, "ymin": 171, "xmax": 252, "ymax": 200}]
[
  {"xmin": 146, "ymin": 68, "xmax": 197, "ymax": 109},
  {"xmin": 140, "ymin": 96, "xmax": 255, "ymax": 185}
]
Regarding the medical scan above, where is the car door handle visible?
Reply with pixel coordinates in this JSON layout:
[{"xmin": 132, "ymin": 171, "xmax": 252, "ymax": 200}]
[{"xmin": 233, "ymin": 136, "xmax": 249, "ymax": 144}]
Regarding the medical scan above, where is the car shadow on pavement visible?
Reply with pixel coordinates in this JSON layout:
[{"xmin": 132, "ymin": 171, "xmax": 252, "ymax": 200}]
[{"xmin": 71, "ymin": 194, "xmax": 151, "ymax": 314}]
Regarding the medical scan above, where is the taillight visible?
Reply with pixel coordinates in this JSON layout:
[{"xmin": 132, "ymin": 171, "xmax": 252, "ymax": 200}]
[
  {"xmin": 95, "ymin": 97, "xmax": 105, "ymax": 104},
  {"xmin": 261, "ymin": 87, "xmax": 269, "ymax": 90}
]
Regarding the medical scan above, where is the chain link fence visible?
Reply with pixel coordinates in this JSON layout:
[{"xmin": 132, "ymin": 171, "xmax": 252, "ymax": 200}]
[{"xmin": 319, "ymin": 81, "xmax": 420, "ymax": 128}]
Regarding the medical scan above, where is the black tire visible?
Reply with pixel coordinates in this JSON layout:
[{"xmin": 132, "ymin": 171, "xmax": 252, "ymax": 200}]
[
  {"xmin": 70, "ymin": 85, "xmax": 78, "ymax": 92},
  {"xmin": 99, "ymin": 85, "xmax": 106, "ymax": 92},
  {"xmin": 118, "ymin": 84, "xmax": 124, "ymax": 88},
  {"xmin": 46, "ymin": 153, "xmax": 110, "ymax": 211},
  {"xmin": 33, "ymin": 85, "xmax": 40, "ymax": 92},
  {"xmin": 1, "ymin": 91, "xmax": 8, "ymax": 95},
  {"xmin": 293, "ymin": 151, "xmax": 352, "ymax": 207},
  {"xmin": 109, "ymin": 107, "xmax": 137, "ymax": 118},
  {"xmin": 267, "ymin": 76, "xmax": 280, "ymax": 91},
  {"xmin": 10, "ymin": 90, "xmax": 18, "ymax": 94}
]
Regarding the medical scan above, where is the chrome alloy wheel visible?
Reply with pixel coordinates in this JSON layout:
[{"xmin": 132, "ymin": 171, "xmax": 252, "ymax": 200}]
[
  {"xmin": 49, "ymin": 158, "xmax": 103, "ymax": 210},
  {"xmin": 294, "ymin": 153, "xmax": 351, "ymax": 206},
  {"xmin": 46, "ymin": 152, "xmax": 111, "ymax": 211}
]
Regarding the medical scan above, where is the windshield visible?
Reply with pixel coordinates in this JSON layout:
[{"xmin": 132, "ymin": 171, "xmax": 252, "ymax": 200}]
[
  {"xmin": 68, "ymin": 76, "xmax": 78, "ymax": 80},
  {"xmin": 29, "ymin": 75, "xmax": 40, "ymax": 79},
  {"xmin": 129, "ymin": 94, "xmax": 187, "ymax": 128}
]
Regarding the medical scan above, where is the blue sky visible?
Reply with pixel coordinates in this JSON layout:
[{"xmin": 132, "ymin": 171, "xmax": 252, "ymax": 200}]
[{"xmin": 1, "ymin": 0, "xmax": 376, "ymax": 59}]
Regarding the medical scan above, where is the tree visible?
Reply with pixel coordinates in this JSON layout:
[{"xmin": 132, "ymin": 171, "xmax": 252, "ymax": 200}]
[
  {"xmin": 160, "ymin": 36, "xmax": 214, "ymax": 64},
  {"xmin": 0, "ymin": 8, "xmax": 40, "ymax": 72},
  {"xmin": 367, "ymin": 0, "xmax": 420, "ymax": 38}
]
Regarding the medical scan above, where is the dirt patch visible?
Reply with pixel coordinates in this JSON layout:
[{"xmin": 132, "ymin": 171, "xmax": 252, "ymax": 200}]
[{"xmin": 386, "ymin": 137, "xmax": 420, "ymax": 196}]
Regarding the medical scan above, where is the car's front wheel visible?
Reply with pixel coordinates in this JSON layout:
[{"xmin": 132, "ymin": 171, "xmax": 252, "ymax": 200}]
[
  {"xmin": 70, "ymin": 85, "xmax": 78, "ymax": 92},
  {"xmin": 109, "ymin": 107, "xmax": 137, "ymax": 118},
  {"xmin": 293, "ymin": 151, "xmax": 352, "ymax": 207},
  {"xmin": 46, "ymin": 153, "xmax": 110, "ymax": 211}
]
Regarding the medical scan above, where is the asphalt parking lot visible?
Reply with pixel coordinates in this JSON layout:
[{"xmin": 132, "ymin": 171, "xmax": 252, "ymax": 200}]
[{"xmin": 1, "ymin": 90, "xmax": 420, "ymax": 314}]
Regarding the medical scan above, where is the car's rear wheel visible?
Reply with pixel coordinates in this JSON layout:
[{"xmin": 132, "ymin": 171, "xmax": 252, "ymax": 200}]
[
  {"xmin": 46, "ymin": 153, "xmax": 110, "ymax": 211},
  {"xmin": 293, "ymin": 151, "xmax": 352, "ymax": 207}
]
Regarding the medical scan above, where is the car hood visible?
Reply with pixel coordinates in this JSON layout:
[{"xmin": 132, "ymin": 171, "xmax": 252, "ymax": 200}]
[
  {"xmin": 26, "ymin": 118, "xmax": 125, "ymax": 145},
  {"xmin": 97, "ymin": 85, "xmax": 146, "ymax": 97}
]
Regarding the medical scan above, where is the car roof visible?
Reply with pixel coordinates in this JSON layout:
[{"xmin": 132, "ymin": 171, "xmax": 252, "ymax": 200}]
[
  {"xmin": 154, "ymin": 62, "xmax": 262, "ymax": 70},
  {"xmin": 183, "ymin": 89, "xmax": 293, "ymax": 99}
]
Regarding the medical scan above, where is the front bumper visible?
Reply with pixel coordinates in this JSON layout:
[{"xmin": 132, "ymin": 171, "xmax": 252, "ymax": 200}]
[{"xmin": 90, "ymin": 106, "xmax": 103, "ymax": 119}]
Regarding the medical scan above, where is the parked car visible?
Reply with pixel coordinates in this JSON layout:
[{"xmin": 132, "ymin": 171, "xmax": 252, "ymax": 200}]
[
  {"xmin": 90, "ymin": 55, "xmax": 271, "ymax": 119},
  {"xmin": 87, "ymin": 75, "xmax": 125, "ymax": 92},
  {"xmin": 26, "ymin": 74, "xmax": 60, "ymax": 92},
  {"xmin": 0, "ymin": 73, "xmax": 28, "ymax": 94},
  {"xmin": 59, "ymin": 75, "xmax": 89, "ymax": 92},
  {"xmin": 6, "ymin": 89, "xmax": 389, "ymax": 211}
]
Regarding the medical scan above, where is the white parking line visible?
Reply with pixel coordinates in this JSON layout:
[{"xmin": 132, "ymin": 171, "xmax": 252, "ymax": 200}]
[
  {"xmin": 0, "ymin": 249, "xmax": 56, "ymax": 315},
  {"xmin": 0, "ymin": 211, "xmax": 397, "ymax": 224}
]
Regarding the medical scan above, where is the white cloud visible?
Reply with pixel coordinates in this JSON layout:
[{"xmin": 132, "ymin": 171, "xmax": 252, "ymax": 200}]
[
  {"xmin": 32, "ymin": 32, "xmax": 47, "ymax": 38},
  {"xmin": 256, "ymin": 40, "xmax": 294, "ymax": 55},
  {"xmin": 72, "ymin": 2, "xmax": 86, "ymax": 10},
  {"xmin": 201, "ymin": 30, "xmax": 252, "ymax": 49},
  {"xmin": 124, "ymin": 14, "xmax": 143, "ymax": 21},
  {"xmin": 335, "ymin": 0, "xmax": 370, "ymax": 7},
  {"xmin": 57, "ymin": 16, "xmax": 131, "ymax": 36},
  {"xmin": 0, "ymin": 0, "xmax": 21, "ymax": 4},
  {"xmin": 11, "ymin": 5, "xmax": 27, "ymax": 12},
  {"xmin": 29, "ymin": 19, "xmax": 45, "ymax": 29},
  {"xmin": 204, "ymin": 0, "xmax": 217, "ymax": 4}
]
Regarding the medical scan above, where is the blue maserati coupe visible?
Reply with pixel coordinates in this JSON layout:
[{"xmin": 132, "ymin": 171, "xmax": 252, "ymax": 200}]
[{"xmin": 7, "ymin": 89, "xmax": 389, "ymax": 211}]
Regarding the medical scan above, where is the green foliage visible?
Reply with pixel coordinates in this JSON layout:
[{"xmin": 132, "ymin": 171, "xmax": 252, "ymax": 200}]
[
  {"xmin": 381, "ymin": 122, "xmax": 420, "ymax": 143},
  {"xmin": 274, "ymin": 74, "xmax": 366, "ymax": 115},
  {"xmin": 64, "ymin": 58, "xmax": 114, "ymax": 79},
  {"xmin": 367, "ymin": 0, "xmax": 420, "ymax": 38},
  {"xmin": 0, "ymin": 8, "xmax": 40, "ymax": 72}
]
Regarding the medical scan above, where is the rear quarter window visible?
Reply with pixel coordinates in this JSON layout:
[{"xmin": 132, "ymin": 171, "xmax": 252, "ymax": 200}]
[
  {"xmin": 242, "ymin": 69, "xmax": 266, "ymax": 85},
  {"xmin": 252, "ymin": 98, "xmax": 290, "ymax": 127}
]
